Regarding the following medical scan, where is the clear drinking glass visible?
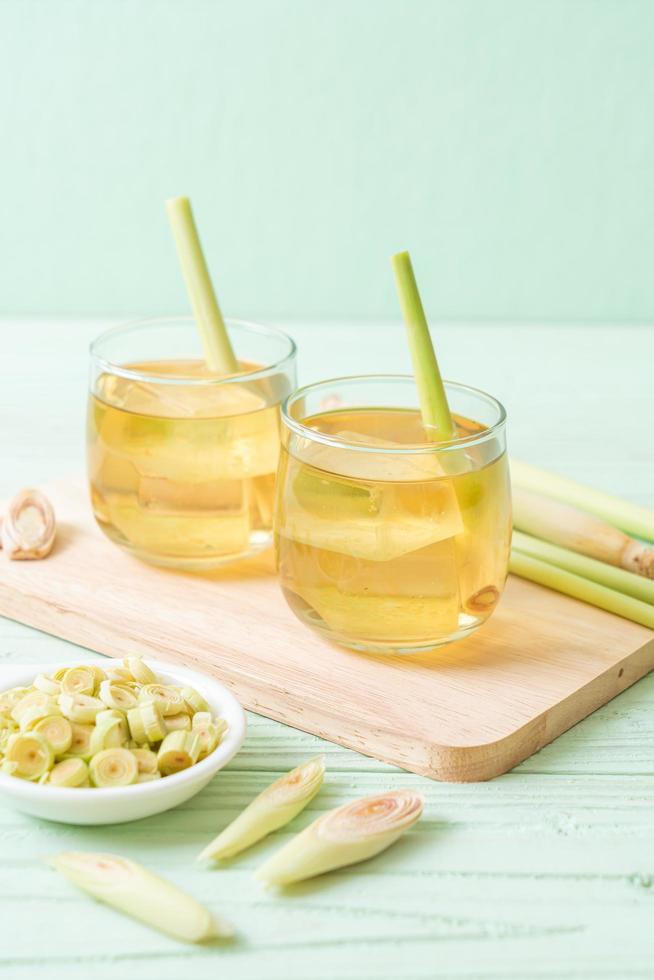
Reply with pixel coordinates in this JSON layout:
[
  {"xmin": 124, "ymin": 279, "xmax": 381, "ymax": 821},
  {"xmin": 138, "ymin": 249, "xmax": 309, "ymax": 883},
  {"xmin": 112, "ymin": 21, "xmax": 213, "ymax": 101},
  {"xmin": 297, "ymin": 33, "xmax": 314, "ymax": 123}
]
[
  {"xmin": 274, "ymin": 375, "xmax": 510, "ymax": 653},
  {"xmin": 87, "ymin": 317, "xmax": 297, "ymax": 569}
]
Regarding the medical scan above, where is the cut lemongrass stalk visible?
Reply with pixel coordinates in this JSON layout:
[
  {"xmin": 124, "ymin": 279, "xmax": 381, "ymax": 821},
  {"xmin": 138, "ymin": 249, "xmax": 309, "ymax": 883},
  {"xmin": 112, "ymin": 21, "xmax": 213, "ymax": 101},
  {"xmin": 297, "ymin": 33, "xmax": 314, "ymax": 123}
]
[
  {"xmin": 513, "ymin": 531, "xmax": 654, "ymax": 605},
  {"xmin": 48, "ymin": 757, "xmax": 88, "ymax": 787},
  {"xmin": 33, "ymin": 715, "xmax": 73, "ymax": 756},
  {"xmin": 511, "ymin": 459, "xmax": 654, "ymax": 543},
  {"xmin": 391, "ymin": 251, "xmax": 454, "ymax": 441},
  {"xmin": 256, "ymin": 789, "xmax": 423, "ymax": 887},
  {"xmin": 49, "ymin": 852, "xmax": 233, "ymax": 943},
  {"xmin": 89, "ymin": 748, "xmax": 138, "ymax": 787},
  {"xmin": 199, "ymin": 756, "xmax": 326, "ymax": 862},
  {"xmin": 122, "ymin": 656, "xmax": 156, "ymax": 685},
  {"xmin": 513, "ymin": 486, "xmax": 654, "ymax": 579},
  {"xmin": 6, "ymin": 732, "xmax": 54, "ymax": 780},
  {"xmin": 509, "ymin": 551, "xmax": 654, "ymax": 629},
  {"xmin": 165, "ymin": 196, "xmax": 238, "ymax": 375}
]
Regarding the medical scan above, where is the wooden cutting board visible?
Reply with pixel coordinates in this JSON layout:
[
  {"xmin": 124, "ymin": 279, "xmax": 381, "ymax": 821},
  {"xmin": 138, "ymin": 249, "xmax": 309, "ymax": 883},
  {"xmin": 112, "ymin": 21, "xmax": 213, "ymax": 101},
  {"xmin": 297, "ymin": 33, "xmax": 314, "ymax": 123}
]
[{"xmin": 1, "ymin": 478, "xmax": 653, "ymax": 782}]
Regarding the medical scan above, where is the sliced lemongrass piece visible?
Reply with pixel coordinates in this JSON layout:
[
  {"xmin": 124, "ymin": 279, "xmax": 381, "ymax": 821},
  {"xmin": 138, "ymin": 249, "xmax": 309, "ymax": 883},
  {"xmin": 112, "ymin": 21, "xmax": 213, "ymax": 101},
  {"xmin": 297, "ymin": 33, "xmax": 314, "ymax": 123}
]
[
  {"xmin": 66, "ymin": 723, "xmax": 95, "ymax": 758},
  {"xmin": 60, "ymin": 666, "xmax": 95, "ymax": 697},
  {"xmin": 130, "ymin": 747, "xmax": 158, "ymax": 774},
  {"xmin": 18, "ymin": 700, "xmax": 61, "ymax": 732},
  {"xmin": 509, "ymin": 551, "xmax": 654, "ymax": 629},
  {"xmin": 1, "ymin": 488, "xmax": 56, "ymax": 559},
  {"xmin": 0, "ymin": 687, "xmax": 31, "ymax": 714},
  {"xmin": 5, "ymin": 732, "xmax": 54, "ymax": 780},
  {"xmin": 90, "ymin": 718, "xmax": 125, "ymax": 755},
  {"xmin": 513, "ymin": 486, "xmax": 654, "ymax": 579},
  {"xmin": 256, "ymin": 789, "xmax": 424, "ymax": 886},
  {"xmin": 513, "ymin": 530, "xmax": 654, "ymax": 604},
  {"xmin": 1, "ymin": 759, "xmax": 18, "ymax": 775},
  {"xmin": 165, "ymin": 196, "xmax": 238, "ymax": 374},
  {"xmin": 33, "ymin": 674, "xmax": 61, "ymax": 696},
  {"xmin": 140, "ymin": 702, "xmax": 166, "ymax": 742},
  {"xmin": 88, "ymin": 664, "xmax": 108, "ymax": 690},
  {"xmin": 105, "ymin": 666, "xmax": 135, "ymax": 683},
  {"xmin": 139, "ymin": 684, "xmax": 186, "ymax": 716},
  {"xmin": 49, "ymin": 851, "xmax": 232, "ymax": 942},
  {"xmin": 511, "ymin": 459, "xmax": 654, "ymax": 542},
  {"xmin": 122, "ymin": 656, "xmax": 156, "ymax": 685},
  {"xmin": 165, "ymin": 713, "xmax": 192, "ymax": 732},
  {"xmin": 11, "ymin": 690, "xmax": 52, "ymax": 724},
  {"xmin": 95, "ymin": 709, "xmax": 128, "ymax": 741},
  {"xmin": 181, "ymin": 686, "xmax": 210, "ymax": 714},
  {"xmin": 199, "ymin": 755, "xmax": 326, "ymax": 862},
  {"xmin": 138, "ymin": 772, "xmax": 162, "ymax": 782},
  {"xmin": 391, "ymin": 251, "xmax": 454, "ymax": 441},
  {"xmin": 193, "ymin": 717, "xmax": 227, "ymax": 761},
  {"xmin": 192, "ymin": 711, "xmax": 213, "ymax": 729},
  {"xmin": 58, "ymin": 693, "xmax": 104, "ymax": 724},
  {"xmin": 127, "ymin": 706, "xmax": 148, "ymax": 743},
  {"xmin": 157, "ymin": 731, "xmax": 200, "ymax": 775},
  {"xmin": 99, "ymin": 681, "xmax": 139, "ymax": 711},
  {"xmin": 33, "ymin": 715, "xmax": 73, "ymax": 756},
  {"xmin": 90, "ymin": 748, "xmax": 138, "ymax": 787},
  {"xmin": 48, "ymin": 757, "xmax": 88, "ymax": 787},
  {"xmin": 51, "ymin": 667, "xmax": 70, "ymax": 683}
]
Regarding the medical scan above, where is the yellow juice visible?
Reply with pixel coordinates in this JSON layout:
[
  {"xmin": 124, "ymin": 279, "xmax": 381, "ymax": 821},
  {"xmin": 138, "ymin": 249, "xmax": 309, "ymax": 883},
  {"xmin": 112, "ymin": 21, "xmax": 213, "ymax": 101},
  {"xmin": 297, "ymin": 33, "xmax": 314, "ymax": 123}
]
[
  {"xmin": 275, "ymin": 407, "xmax": 511, "ymax": 651},
  {"xmin": 88, "ymin": 359, "xmax": 280, "ymax": 567}
]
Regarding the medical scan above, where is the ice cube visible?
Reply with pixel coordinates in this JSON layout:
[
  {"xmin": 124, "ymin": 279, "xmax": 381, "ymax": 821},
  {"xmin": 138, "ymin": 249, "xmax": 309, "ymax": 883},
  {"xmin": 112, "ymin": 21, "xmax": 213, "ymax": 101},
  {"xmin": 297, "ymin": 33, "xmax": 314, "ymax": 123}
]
[{"xmin": 282, "ymin": 460, "xmax": 463, "ymax": 562}]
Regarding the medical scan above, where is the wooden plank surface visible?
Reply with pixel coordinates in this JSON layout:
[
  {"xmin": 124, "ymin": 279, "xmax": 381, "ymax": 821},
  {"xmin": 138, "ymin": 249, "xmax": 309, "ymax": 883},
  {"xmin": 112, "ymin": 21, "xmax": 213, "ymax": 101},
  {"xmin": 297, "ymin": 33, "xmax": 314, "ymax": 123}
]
[
  {"xmin": 3, "ymin": 477, "xmax": 653, "ymax": 782},
  {"xmin": 1, "ymin": 318, "xmax": 653, "ymax": 979}
]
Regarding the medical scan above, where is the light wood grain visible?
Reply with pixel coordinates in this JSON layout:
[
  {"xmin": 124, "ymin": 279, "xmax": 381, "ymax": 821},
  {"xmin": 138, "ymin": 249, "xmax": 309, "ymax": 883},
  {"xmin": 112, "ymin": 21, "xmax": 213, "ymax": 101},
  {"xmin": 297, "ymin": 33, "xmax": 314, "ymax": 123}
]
[{"xmin": 2, "ymin": 477, "xmax": 652, "ymax": 783}]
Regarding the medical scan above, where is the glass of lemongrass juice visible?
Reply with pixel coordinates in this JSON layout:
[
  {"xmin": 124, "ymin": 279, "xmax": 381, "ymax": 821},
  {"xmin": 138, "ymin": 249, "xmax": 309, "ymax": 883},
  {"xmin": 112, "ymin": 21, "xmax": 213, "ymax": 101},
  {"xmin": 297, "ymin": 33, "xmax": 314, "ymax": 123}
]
[
  {"xmin": 274, "ymin": 375, "xmax": 510, "ymax": 653},
  {"xmin": 87, "ymin": 317, "xmax": 296, "ymax": 569}
]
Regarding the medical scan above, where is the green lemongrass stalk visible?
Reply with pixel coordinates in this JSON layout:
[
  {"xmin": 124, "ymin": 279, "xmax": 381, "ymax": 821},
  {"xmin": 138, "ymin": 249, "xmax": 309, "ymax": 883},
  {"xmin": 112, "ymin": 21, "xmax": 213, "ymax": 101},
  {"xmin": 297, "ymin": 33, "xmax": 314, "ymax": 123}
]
[
  {"xmin": 199, "ymin": 756, "xmax": 326, "ymax": 862},
  {"xmin": 513, "ymin": 486, "xmax": 654, "ymax": 578},
  {"xmin": 513, "ymin": 530, "xmax": 654, "ymax": 605},
  {"xmin": 511, "ymin": 459, "xmax": 654, "ymax": 543},
  {"xmin": 165, "ymin": 196, "xmax": 238, "ymax": 374},
  {"xmin": 49, "ymin": 852, "xmax": 232, "ymax": 943},
  {"xmin": 509, "ymin": 551, "xmax": 654, "ymax": 629},
  {"xmin": 256, "ymin": 789, "xmax": 424, "ymax": 887},
  {"xmin": 391, "ymin": 251, "xmax": 454, "ymax": 441}
]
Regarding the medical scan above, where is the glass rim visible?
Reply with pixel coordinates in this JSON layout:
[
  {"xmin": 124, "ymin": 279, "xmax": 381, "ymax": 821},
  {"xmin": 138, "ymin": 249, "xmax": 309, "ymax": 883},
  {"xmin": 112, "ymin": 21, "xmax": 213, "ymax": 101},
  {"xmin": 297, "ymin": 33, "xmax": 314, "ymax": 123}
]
[
  {"xmin": 281, "ymin": 374, "xmax": 507, "ymax": 455},
  {"xmin": 89, "ymin": 315, "xmax": 297, "ymax": 387}
]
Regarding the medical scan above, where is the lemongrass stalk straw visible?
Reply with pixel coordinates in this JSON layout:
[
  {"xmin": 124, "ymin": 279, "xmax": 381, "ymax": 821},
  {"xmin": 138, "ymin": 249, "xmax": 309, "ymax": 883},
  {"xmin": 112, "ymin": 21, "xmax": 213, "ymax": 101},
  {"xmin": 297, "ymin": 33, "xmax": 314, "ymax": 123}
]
[
  {"xmin": 199, "ymin": 756, "xmax": 325, "ymax": 862},
  {"xmin": 513, "ymin": 486, "xmax": 654, "ymax": 578},
  {"xmin": 165, "ymin": 196, "xmax": 238, "ymax": 374},
  {"xmin": 509, "ymin": 551, "xmax": 654, "ymax": 629},
  {"xmin": 512, "ymin": 530, "xmax": 654, "ymax": 605},
  {"xmin": 256, "ymin": 789, "xmax": 424, "ymax": 887},
  {"xmin": 511, "ymin": 459, "xmax": 654, "ymax": 543},
  {"xmin": 49, "ymin": 852, "xmax": 233, "ymax": 943},
  {"xmin": 391, "ymin": 251, "xmax": 454, "ymax": 441}
]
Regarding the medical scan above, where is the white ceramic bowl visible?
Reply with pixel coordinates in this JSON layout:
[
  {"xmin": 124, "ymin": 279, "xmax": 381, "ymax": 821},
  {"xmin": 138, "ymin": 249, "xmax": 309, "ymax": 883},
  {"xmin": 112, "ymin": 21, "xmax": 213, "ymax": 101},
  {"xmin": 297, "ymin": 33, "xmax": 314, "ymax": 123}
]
[{"xmin": 0, "ymin": 658, "xmax": 247, "ymax": 825}]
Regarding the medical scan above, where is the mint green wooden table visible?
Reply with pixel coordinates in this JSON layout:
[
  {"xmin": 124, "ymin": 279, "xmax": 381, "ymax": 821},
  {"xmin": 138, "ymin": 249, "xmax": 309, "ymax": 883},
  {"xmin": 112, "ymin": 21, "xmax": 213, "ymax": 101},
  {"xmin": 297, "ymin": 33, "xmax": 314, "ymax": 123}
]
[{"xmin": 1, "ymin": 319, "xmax": 653, "ymax": 979}]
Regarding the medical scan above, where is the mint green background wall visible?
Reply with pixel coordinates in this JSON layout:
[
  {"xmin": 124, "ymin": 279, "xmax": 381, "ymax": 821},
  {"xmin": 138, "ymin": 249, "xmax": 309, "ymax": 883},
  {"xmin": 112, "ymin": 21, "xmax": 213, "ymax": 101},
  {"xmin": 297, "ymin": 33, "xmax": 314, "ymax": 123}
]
[{"xmin": 1, "ymin": 0, "xmax": 653, "ymax": 320}]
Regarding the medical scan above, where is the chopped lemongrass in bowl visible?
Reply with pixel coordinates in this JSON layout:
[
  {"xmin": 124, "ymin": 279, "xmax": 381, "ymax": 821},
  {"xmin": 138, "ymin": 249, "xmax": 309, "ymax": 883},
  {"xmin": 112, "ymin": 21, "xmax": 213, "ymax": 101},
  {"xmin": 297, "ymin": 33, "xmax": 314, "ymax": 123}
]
[
  {"xmin": 0, "ymin": 658, "xmax": 246, "ymax": 825},
  {"xmin": 0, "ymin": 657, "xmax": 225, "ymax": 787}
]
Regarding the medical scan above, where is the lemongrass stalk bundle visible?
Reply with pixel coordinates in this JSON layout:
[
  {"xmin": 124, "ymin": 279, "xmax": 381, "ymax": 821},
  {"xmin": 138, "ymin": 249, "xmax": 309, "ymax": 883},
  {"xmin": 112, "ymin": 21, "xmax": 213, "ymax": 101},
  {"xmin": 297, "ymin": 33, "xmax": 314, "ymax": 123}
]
[
  {"xmin": 49, "ymin": 852, "xmax": 233, "ymax": 943},
  {"xmin": 512, "ymin": 531, "xmax": 654, "ymax": 604},
  {"xmin": 513, "ymin": 486, "xmax": 654, "ymax": 579},
  {"xmin": 509, "ymin": 551, "xmax": 654, "ymax": 629},
  {"xmin": 165, "ymin": 196, "xmax": 238, "ymax": 374},
  {"xmin": 199, "ymin": 756, "xmax": 325, "ymax": 862},
  {"xmin": 256, "ymin": 789, "xmax": 424, "ymax": 887},
  {"xmin": 511, "ymin": 459, "xmax": 654, "ymax": 543},
  {"xmin": 391, "ymin": 251, "xmax": 454, "ymax": 441}
]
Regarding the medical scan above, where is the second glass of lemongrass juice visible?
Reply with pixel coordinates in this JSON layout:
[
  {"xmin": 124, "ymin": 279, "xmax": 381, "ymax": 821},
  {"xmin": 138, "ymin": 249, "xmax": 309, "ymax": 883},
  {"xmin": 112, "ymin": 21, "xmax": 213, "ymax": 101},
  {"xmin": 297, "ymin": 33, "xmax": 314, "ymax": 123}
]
[
  {"xmin": 275, "ymin": 376, "xmax": 510, "ymax": 653},
  {"xmin": 87, "ymin": 317, "xmax": 296, "ymax": 569}
]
